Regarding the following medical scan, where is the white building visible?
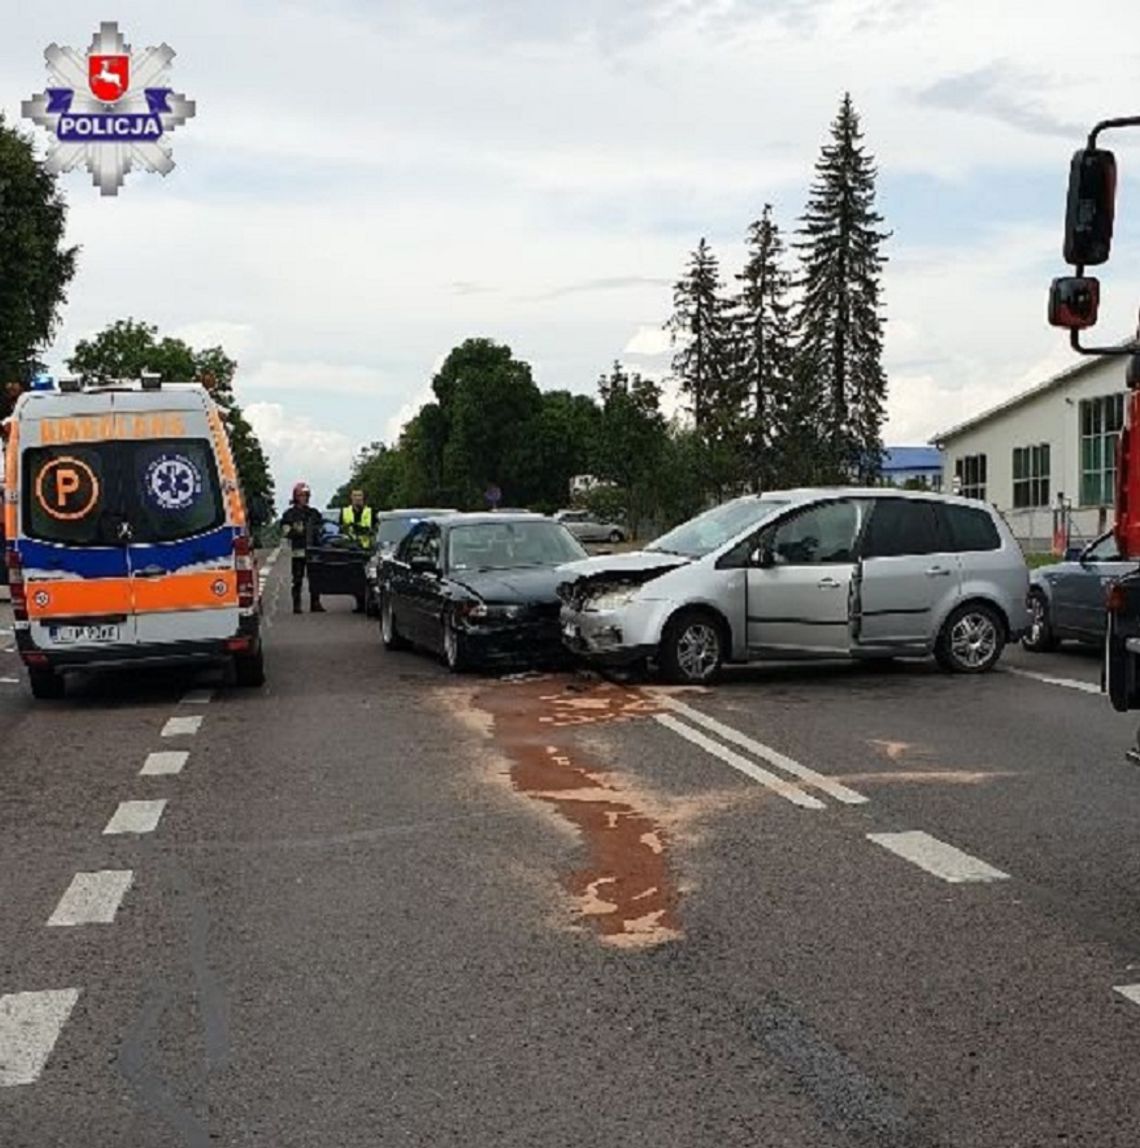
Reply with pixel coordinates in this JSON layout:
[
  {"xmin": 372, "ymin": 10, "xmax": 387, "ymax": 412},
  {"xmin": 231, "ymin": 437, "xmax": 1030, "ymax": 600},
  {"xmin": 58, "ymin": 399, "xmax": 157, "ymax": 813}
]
[{"xmin": 931, "ymin": 352, "xmax": 1131, "ymax": 554}]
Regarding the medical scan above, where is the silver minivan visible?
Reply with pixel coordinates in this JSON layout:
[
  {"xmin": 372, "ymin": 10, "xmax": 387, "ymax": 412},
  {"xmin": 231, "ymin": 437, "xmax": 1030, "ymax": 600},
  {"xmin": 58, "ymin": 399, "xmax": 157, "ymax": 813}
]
[{"xmin": 557, "ymin": 488, "xmax": 1031, "ymax": 684}]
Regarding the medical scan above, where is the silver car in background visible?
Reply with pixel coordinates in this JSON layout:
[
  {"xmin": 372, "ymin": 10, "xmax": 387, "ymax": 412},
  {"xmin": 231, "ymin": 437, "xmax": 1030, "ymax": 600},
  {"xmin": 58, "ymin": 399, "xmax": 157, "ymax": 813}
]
[
  {"xmin": 558, "ymin": 487, "xmax": 1031, "ymax": 684},
  {"xmin": 554, "ymin": 509, "xmax": 627, "ymax": 544}
]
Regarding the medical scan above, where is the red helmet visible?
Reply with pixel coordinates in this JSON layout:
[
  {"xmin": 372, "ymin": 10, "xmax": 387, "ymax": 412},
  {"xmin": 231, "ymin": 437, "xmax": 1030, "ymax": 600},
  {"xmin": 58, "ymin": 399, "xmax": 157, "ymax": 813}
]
[{"xmin": 292, "ymin": 481, "xmax": 311, "ymax": 500}]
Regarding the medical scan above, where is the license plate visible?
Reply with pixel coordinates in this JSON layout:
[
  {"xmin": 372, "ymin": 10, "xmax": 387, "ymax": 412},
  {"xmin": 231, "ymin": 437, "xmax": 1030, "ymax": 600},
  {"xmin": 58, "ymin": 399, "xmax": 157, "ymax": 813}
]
[{"xmin": 49, "ymin": 624, "xmax": 121, "ymax": 644}]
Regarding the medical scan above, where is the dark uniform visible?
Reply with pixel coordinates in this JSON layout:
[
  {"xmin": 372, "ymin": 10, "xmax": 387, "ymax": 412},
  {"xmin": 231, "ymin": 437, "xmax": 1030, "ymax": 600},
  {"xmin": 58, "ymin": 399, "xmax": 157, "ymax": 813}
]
[{"xmin": 281, "ymin": 502, "xmax": 326, "ymax": 613}]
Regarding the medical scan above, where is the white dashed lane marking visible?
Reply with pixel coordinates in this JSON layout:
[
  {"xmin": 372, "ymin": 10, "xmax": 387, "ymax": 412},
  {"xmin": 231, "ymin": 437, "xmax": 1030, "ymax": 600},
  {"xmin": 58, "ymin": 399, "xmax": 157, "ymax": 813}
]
[
  {"xmin": 1114, "ymin": 984, "xmax": 1140, "ymax": 1008},
  {"xmin": 654, "ymin": 713, "xmax": 826, "ymax": 809},
  {"xmin": 1003, "ymin": 667, "xmax": 1102, "ymax": 695},
  {"xmin": 655, "ymin": 695, "xmax": 868, "ymax": 805},
  {"xmin": 47, "ymin": 870, "xmax": 134, "ymax": 927},
  {"xmin": 103, "ymin": 799, "xmax": 167, "ymax": 836},
  {"xmin": 179, "ymin": 689, "xmax": 214, "ymax": 705},
  {"xmin": 867, "ymin": 831, "xmax": 1011, "ymax": 884},
  {"xmin": 0, "ymin": 989, "xmax": 80, "ymax": 1086},
  {"xmin": 140, "ymin": 750, "xmax": 188, "ymax": 776},
  {"xmin": 161, "ymin": 715, "xmax": 202, "ymax": 737}
]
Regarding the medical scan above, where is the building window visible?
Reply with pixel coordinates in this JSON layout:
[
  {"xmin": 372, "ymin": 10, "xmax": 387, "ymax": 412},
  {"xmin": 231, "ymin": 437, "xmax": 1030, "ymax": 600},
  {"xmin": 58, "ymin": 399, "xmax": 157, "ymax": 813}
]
[
  {"xmin": 1080, "ymin": 394, "xmax": 1125, "ymax": 506},
  {"xmin": 1012, "ymin": 444, "xmax": 1050, "ymax": 508},
  {"xmin": 954, "ymin": 454, "xmax": 986, "ymax": 500}
]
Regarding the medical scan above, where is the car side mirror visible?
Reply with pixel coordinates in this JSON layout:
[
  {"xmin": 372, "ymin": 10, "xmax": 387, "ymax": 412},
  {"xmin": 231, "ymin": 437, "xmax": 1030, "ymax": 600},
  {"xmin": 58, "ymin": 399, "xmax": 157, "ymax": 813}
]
[
  {"xmin": 750, "ymin": 545, "xmax": 776, "ymax": 569},
  {"xmin": 1064, "ymin": 147, "xmax": 1116, "ymax": 266},
  {"xmin": 1064, "ymin": 546, "xmax": 1083, "ymax": 562},
  {"xmin": 1048, "ymin": 276, "xmax": 1100, "ymax": 330},
  {"xmin": 410, "ymin": 556, "xmax": 439, "ymax": 576}
]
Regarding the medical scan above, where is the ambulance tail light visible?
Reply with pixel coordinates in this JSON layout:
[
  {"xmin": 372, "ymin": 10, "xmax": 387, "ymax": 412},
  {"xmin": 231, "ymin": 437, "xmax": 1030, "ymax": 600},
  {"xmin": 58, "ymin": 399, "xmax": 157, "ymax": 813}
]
[
  {"xmin": 234, "ymin": 533, "xmax": 256, "ymax": 607},
  {"xmin": 6, "ymin": 549, "xmax": 27, "ymax": 621}
]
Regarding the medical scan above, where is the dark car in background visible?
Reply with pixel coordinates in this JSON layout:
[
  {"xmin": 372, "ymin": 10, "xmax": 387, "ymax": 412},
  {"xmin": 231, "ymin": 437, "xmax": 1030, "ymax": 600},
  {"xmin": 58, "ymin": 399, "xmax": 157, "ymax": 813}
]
[
  {"xmin": 378, "ymin": 512, "xmax": 588, "ymax": 671},
  {"xmin": 1024, "ymin": 529, "xmax": 1138, "ymax": 651},
  {"xmin": 363, "ymin": 508, "xmax": 458, "ymax": 616}
]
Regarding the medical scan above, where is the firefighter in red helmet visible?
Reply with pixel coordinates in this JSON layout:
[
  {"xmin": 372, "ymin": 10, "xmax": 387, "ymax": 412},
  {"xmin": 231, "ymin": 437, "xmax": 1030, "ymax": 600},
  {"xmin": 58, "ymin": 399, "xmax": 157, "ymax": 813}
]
[{"xmin": 280, "ymin": 481, "xmax": 325, "ymax": 613}]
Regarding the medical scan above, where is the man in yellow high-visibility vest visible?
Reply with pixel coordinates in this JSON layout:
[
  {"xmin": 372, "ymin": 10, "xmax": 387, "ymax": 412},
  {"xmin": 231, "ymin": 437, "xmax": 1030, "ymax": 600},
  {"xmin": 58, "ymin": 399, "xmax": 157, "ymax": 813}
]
[{"xmin": 340, "ymin": 489, "xmax": 374, "ymax": 612}]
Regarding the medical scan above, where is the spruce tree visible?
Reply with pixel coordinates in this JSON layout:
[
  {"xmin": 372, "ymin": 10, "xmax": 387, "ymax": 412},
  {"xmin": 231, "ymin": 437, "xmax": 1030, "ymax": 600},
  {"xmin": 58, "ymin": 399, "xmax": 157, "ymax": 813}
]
[
  {"xmin": 793, "ymin": 93, "xmax": 890, "ymax": 482},
  {"xmin": 666, "ymin": 238, "xmax": 746, "ymax": 497},
  {"xmin": 667, "ymin": 239, "xmax": 738, "ymax": 432},
  {"xmin": 736, "ymin": 205, "xmax": 794, "ymax": 491}
]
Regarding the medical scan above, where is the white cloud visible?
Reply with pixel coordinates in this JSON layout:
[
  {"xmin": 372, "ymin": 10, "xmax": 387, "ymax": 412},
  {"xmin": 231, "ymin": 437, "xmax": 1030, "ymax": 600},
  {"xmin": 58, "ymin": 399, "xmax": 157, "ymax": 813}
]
[
  {"xmin": 624, "ymin": 325, "xmax": 673, "ymax": 356},
  {"xmin": 169, "ymin": 321, "xmax": 260, "ymax": 359},
  {"xmin": 243, "ymin": 402, "xmax": 356, "ymax": 508},
  {"xmin": 238, "ymin": 360, "xmax": 399, "ymax": 399},
  {"xmin": 384, "ymin": 384, "xmax": 436, "ymax": 445}
]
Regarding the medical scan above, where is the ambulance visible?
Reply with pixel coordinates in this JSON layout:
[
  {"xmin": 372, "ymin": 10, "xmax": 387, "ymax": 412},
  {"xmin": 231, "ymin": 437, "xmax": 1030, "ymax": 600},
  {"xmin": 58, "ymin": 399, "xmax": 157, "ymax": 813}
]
[{"xmin": 2, "ymin": 377, "xmax": 265, "ymax": 698}]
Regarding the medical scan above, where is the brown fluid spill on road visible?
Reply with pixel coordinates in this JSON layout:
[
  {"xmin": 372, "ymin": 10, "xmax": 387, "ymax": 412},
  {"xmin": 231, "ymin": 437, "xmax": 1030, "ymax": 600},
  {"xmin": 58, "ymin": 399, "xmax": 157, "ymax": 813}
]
[{"xmin": 473, "ymin": 676, "xmax": 682, "ymax": 950}]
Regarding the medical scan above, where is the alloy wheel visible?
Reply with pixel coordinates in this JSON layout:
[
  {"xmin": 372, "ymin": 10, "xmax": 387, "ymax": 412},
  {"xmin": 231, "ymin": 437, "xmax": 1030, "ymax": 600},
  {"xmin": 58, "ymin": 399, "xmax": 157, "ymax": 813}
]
[
  {"xmin": 676, "ymin": 622, "xmax": 721, "ymax": 682},
  {"xmin": 950, "ymin": 611, "xmax": 998, "ymax": 669}
]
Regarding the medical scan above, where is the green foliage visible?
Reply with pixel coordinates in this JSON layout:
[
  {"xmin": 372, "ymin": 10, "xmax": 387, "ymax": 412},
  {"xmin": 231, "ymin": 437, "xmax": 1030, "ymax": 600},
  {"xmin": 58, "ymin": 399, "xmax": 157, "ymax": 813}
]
[
  {"xmin": 737, "ymin": 205, "xmax": 795, "ymax": 491},
  {"xmin": 793, "ymin": 92, "xmax": 890, "ymax": 482},
  {"xmin": 65, "ymin": 319, "xmax": 276, "ymax": 525},
  {"xmin": 0, "ymin": 114, "xmax": 78, "ymax": 416},
  {"xmin": 581, "ymin": 484, "xmax": 627, "ymax": 524}
]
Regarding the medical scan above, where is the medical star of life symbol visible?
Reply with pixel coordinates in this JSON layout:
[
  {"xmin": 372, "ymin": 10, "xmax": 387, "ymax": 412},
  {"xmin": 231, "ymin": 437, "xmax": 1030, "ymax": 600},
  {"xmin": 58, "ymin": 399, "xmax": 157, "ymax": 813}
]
[
  {"xmin": 148, "ymin": 457, "xmax": 201, "ymax": 511},
  {"xmin": 21, "ymin": 21, "xmax": 196, "ymax": 196}
]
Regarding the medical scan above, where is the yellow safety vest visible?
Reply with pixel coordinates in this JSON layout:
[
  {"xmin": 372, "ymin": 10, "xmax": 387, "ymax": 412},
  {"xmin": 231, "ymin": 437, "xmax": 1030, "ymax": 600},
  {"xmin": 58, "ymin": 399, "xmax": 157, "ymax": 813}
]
[{"xmin": 341, "ymin": 505, "xmax": 374, "ymax": 546}]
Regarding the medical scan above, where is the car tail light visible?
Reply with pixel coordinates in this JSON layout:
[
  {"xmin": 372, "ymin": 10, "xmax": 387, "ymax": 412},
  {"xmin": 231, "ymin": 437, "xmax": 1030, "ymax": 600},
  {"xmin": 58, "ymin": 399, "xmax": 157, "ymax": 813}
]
[
  {"xmin": 1107, "ymin": 583, "xmax": 1127, "ymax": 614},
  {"xmin": 6, "ymin": 548, "xmax": 27, "ymax": 621},
  {"xmin": 234, "ymin": 533, "xmax": 256, "ymax": 607}
]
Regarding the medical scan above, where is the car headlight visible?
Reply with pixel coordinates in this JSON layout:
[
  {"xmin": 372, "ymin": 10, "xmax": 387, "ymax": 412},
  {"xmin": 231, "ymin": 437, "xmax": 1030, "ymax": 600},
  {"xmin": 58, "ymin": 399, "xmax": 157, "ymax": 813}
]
[
  {"xmin": 586, "ymin": 588, "xmax": 638, "ymax": 612},
  {"xmin": 462, "ymin": 602, "xmax": 525, "ymax": 620}
]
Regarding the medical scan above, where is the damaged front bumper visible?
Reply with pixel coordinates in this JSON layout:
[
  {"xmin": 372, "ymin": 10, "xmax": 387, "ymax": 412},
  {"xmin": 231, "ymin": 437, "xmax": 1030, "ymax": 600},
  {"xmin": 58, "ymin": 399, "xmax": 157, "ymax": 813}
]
[
  {"xmin": 556, "ymin": 555, "xmax": 687, "ymax": 667},
  {"xmin": 559, "ymin": 597, "xmax": 666, "ymax": 666}
]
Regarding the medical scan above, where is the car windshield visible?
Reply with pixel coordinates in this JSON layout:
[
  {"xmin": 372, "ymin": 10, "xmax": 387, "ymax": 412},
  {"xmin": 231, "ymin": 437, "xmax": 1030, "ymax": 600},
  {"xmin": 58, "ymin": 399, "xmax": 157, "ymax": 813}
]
[
  {"xmin": 645, "ymin": 497, "xmax": 790, "ymax": 559},
  {"xmin": 377, "ymin": 516, "xmax": 420, "ymax": 545},
  {"xmin": 447, "ymin": 520, "xmax": 587, "ymax": 571}
]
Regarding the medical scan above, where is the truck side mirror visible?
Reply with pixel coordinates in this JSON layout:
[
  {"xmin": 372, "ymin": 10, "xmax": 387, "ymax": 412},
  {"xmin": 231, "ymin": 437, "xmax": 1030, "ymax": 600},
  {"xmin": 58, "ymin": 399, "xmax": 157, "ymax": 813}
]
[
  {"xmin": 1048, "ymin": 276, "xmax": 1100, "ymax": 329},
  {"xmin": 1064, "ymin": 147, "xmax": 1116, "ymax": 266}
]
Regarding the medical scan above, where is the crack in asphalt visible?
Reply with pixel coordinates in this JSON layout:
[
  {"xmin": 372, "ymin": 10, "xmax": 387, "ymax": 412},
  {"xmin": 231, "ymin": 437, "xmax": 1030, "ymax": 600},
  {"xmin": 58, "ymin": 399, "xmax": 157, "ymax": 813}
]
[
  {"xmin": 749, "ymin": 991, "xmax": 946, "ymax": 1148},
  {"xmin": 116, "ymin": 862, "xmax": 229, "ymax": 1146}
]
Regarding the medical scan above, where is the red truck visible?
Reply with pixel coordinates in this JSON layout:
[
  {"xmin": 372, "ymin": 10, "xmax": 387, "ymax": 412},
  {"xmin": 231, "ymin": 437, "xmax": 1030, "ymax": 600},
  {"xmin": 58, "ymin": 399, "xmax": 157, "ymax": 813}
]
[{"xmin": 1048, "ymin": 116, "xmax": 1140, "ymax": 759}]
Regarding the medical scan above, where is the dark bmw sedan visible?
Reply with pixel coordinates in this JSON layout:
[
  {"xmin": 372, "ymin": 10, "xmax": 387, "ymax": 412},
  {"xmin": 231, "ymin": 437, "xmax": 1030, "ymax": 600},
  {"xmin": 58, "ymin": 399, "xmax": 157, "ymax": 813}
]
[{"xmin": 378, "ymin": 513, "xmax": 589, "ymax": 671}]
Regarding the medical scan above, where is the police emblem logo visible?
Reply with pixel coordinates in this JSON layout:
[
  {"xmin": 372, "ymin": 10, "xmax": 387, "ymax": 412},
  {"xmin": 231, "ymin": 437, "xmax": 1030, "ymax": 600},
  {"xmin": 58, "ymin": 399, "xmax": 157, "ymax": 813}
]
[
  {"xmin": 21, "ymin": 21, "xmax": 196, "ymax": 196},
  {"xmin": 145, "ymin": 454, "xmax": 203, "ymax": 513},
  {"xmin": 34, "ymin": 591, "xmax": 50, "ymax": 609},
  {"xmin": 211, "ymin": 579, "xmax": 228, "ymax": 598}
]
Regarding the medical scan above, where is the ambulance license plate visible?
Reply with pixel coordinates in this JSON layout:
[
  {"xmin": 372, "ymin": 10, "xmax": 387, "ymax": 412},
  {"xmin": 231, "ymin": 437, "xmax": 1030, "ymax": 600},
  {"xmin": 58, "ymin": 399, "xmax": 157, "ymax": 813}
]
[{"xmin": 49, "ymin": 624, "xmax": 120, "ymax": 644}]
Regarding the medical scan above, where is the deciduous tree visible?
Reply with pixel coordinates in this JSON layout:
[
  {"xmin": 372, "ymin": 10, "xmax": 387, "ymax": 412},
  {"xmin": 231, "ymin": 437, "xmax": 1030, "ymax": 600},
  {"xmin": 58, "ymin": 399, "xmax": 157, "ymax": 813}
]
[{"xmin": 0, "ymin": 115, "xmax": 78, "ymax": 417}]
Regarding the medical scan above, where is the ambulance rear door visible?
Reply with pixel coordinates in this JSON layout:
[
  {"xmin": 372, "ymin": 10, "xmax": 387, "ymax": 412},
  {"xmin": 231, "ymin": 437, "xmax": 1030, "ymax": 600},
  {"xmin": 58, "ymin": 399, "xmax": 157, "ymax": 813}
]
[
  {"xmin": 20, "ymin": 429, "xmax": 138, "ymax": 653},
  {"xmin": 116, "ymin": 394, "xmax": 240, "ymax": 647}
]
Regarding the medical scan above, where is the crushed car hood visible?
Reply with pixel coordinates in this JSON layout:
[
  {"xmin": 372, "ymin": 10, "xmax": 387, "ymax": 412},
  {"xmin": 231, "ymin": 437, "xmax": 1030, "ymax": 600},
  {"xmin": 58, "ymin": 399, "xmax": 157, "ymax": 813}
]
[
  {"xmin": 451, "ymin": 566, "xmax": 566, "ymax": 604},
  {"xmin": 556, "ymin": 550, "xmax": 691, "ymax": 580},
  {"xmin": 556, "ymin": 550, "xmax": 691, "ymax": 606}
]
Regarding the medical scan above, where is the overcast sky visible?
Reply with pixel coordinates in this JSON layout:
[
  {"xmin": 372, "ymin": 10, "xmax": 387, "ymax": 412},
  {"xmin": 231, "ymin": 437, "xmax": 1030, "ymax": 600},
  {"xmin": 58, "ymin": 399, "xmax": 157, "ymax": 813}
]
[{"xmin": 6, "ymin": 0, "xmax": 1140, "ymax": 505}]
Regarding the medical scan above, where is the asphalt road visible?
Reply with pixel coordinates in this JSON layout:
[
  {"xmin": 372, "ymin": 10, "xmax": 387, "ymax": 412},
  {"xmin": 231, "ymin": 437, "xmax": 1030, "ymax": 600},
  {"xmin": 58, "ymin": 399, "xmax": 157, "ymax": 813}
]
[{"xmin": 4, "ymin": 562, "xmax": 1140, "ymax": 1146}]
